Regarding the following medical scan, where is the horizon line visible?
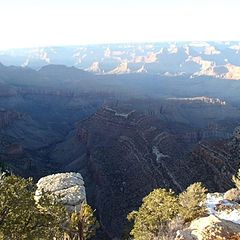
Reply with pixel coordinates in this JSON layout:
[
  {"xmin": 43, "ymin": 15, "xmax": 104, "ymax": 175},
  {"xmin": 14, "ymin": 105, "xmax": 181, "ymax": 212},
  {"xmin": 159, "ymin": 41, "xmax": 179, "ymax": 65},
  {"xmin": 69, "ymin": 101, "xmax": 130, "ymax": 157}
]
[{"xmin": 1, "ymin": 40, "xmax": 240, "ymax": 51}]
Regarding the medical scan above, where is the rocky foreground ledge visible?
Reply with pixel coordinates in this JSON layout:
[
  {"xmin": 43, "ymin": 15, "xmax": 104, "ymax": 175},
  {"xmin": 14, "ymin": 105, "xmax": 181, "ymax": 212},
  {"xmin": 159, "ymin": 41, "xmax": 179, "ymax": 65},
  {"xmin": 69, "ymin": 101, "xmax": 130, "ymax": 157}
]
[
  {"xmin": 35, "ymin": 172, "xmax": 86, "ymax": 212},
  {"xmin": 176, "ymin": 191, "xmax": 240, "ymax": 240}
]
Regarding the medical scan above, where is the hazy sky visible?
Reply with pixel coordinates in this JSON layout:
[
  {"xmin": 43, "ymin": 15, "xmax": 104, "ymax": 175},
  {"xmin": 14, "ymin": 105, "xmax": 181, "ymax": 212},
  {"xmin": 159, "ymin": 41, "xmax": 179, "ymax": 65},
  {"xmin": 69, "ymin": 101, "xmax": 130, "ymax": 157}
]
[{"xmin": 0, "ymin": 0, "xmax": 239, "ymax": 49}]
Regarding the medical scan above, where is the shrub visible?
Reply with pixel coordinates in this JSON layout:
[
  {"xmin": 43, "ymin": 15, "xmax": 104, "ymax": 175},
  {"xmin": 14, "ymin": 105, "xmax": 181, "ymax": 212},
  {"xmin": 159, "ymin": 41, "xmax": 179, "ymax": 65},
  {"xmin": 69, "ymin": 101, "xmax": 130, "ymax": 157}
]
[
  {"xmin": 0, "ymin": 174, "xmax": 98, "ymax": 240},
  {"xmin": 0, "ymin": 175, "xmax": 67, "ymax": 239},
  {"xmin": 127, "ymin": 183, "xmax": 208, "ymax": 240},
  {"xmin": 65, "ymin": 203, "xmax": 99, "ymax": 240},
  {"xmin": 127, "ymin": 188, "xmax": 179, "ymax": 240},
  {"xmin": 178, "ymin": 182, "xmax": 208, "ymax": 222}
]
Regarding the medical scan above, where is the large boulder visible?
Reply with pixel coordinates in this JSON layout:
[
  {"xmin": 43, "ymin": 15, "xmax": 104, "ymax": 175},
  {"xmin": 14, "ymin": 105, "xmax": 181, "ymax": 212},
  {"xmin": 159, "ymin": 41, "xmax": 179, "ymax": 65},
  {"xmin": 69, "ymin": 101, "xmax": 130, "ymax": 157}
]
[
  {"xmin": 175, "ymin": 215, "xmax": 240, "ymax": 240},
  {"xmin": 35, "ymin": 172, "xmax": 86, "ymax": 212}
]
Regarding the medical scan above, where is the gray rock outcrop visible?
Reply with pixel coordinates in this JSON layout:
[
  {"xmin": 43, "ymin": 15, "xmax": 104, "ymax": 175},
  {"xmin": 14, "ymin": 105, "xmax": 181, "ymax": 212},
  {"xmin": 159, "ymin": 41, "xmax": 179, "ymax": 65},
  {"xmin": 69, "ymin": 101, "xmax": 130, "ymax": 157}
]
[{"xmin": 35, "ymin": 172, "xmax": 86, "ymax": 212}]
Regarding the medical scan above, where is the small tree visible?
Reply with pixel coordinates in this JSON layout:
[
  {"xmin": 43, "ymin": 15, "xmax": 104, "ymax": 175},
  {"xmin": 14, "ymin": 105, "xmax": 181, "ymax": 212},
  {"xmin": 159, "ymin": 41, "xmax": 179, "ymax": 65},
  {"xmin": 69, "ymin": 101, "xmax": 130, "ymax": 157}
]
[
  {"xmin": 66, "ymin": 203, "xmax": 99, "ymax": 240},
  {"xmin": 0, "ymin": 175, "xmax": 67, "ymax": 239},
  {"xmin": 178, "ymin": 182, "xmax": 208, "ymax": 222},
  {"xmin": 127, "ymin": 183, "xmax": 208, "ymax": 240},
  {"xmin": 233, "ymin": 168, "xmax": 240, "ymax": 189},
  {"xmin": 127, "ymin": 188, "xmax": 179, "ymax": 240},
  {"xmin": 36, "ymin": 191, "xmax": 68, "ymax": 239}
]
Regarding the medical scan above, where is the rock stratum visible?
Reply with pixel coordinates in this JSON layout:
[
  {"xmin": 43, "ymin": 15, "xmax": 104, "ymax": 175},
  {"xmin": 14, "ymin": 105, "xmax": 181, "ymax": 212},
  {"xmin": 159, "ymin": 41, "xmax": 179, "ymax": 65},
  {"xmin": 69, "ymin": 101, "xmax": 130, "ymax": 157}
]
[{"xmin": 52, "ymin": 102, "xmax": 240, "ymax": 238}]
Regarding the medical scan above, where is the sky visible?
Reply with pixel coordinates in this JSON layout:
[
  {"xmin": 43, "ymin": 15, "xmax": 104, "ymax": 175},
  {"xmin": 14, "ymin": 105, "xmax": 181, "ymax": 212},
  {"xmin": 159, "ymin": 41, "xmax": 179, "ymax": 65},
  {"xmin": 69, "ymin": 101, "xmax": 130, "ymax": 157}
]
[{"xmin": 0, "ymin": 0, "xmax": 239, "ymax": 49}]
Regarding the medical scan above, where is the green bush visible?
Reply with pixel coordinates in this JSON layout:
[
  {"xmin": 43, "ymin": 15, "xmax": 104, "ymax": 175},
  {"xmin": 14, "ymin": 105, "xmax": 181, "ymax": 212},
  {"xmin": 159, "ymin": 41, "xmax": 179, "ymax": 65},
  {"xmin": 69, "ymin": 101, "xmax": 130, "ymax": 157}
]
[
  {"xmin": 0, "ymin": 174, "xmax": 98, "ymax": 240},
  {"xmin": 66, "ymin": 203, "xmax": 99, "ymax": 240},
  {"xmin": 178, "ymin": 182, "xmax": 208, "ymax": 222},
  {"xmin": 127, "ymin": 183, "xmax": 208, "ymax": 240},
  {"xmin": 0, "ymin": 175, "xmax": 67, "ymax": 240},
  {"xmin": 127, "ymin": 188, "xmax": 179, "ymax": 240}
]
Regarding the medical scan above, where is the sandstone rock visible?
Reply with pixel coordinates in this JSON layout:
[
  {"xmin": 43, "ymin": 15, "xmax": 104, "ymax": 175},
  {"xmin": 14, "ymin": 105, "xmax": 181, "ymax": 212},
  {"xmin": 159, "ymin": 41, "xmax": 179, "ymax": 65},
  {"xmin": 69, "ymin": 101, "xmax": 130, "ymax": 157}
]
[
  {"xmin": 175, "ymin": 215, "xmax": 240, "ymax": 240},
  {"xmin": 36, "ymin": 172, "xmax": 86, "ymax": 212},
  {"xmin": 224, "ymin": 188, "xmax": 240, "ymax": 203}
]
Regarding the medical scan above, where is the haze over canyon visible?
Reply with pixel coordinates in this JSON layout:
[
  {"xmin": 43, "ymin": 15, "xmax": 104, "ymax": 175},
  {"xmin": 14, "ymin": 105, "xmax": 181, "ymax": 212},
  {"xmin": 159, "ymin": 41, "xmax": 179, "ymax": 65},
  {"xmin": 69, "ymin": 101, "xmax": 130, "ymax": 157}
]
[{"xmin": 1, "ymin": 41, "xmax": 240, "ymax": 238}]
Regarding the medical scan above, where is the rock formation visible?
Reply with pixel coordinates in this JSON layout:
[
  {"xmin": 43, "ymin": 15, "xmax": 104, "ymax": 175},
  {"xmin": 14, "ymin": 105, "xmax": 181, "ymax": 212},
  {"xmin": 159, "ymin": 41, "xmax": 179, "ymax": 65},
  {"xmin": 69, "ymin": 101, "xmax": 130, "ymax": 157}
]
[
  {"xmin": 185, "ymin": 140, "xmax": 239, "ymax": 192},
  {"xmin": 61, "ymin": 106, "xmax": 240, "ymax": 238},
  {"xmin": 35, "ymin": 172, "xmax": 86, "ymax": 212},
  {"xmin": 0, "ymin": 60, "xmax": 240, "ymax": 238},
  {"xmin": 176, "ymin": 192, "xmax": 240, "ymax": 240},
  {"xmin": 176, "ymin": 215, "xmax": 240, "ymax": 240},
  {"xmin": 2, "ymin": 42, "xmax": 240, "ymax": 80}
]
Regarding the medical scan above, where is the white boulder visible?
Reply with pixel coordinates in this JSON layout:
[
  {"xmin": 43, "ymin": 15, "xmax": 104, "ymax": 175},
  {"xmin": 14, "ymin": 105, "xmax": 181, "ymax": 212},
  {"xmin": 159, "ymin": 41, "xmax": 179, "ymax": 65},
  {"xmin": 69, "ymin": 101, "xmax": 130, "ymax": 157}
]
[{"xmin": 35, "ymin": 172, "xmax": 86, "ymax": 212}]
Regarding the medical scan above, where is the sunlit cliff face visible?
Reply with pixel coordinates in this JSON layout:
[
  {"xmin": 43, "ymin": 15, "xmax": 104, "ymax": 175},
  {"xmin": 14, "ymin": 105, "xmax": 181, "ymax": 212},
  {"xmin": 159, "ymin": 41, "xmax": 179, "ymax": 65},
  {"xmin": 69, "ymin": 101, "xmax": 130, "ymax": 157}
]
[{"xmin": 1, "ymin": 42, "xmax": 240, "ymax": 79}]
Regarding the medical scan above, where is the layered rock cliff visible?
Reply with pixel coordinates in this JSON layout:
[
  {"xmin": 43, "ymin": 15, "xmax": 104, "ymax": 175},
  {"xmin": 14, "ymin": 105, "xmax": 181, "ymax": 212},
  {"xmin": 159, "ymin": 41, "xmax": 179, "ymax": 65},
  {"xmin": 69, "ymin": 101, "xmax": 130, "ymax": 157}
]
[{"xmin": 61, "ymin": 106, "xmax": 240, "ymax": 238}]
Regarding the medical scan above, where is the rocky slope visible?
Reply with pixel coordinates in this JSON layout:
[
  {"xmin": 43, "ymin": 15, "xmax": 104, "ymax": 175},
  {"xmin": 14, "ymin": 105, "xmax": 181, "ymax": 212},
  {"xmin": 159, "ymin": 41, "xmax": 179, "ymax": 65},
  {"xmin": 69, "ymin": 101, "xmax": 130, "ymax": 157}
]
[
  {"xmin": 0, "ymin": 86, "xmax": 106, "ymax": 179},
  {"xmin": 176, "ymin": 191, "xmax": 240, "ymax": 240},
  {"xmin": 176, "ymin": 215, "xmax": 240, "ymax": 240},
  {"xmin": 51, "ymin": 102, "xmax": 240, "ymax": 238}
]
